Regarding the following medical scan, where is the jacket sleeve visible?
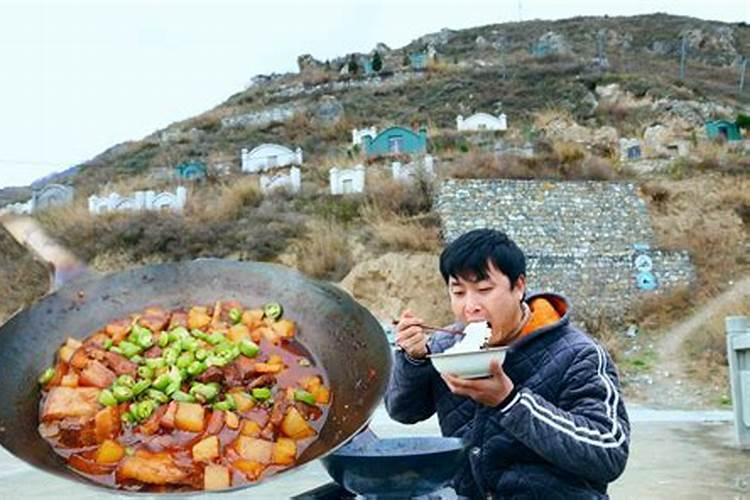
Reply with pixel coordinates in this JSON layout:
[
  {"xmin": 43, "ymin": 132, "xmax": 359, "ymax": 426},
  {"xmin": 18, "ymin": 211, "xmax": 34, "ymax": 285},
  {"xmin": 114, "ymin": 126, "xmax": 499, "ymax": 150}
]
[
  {"xmin": 498, "ymin": 342, "xmax": 630, "ymax": 484},
  {"xmin": 384, "ymin": 351, "xmax": 437, "ymax": 424}
]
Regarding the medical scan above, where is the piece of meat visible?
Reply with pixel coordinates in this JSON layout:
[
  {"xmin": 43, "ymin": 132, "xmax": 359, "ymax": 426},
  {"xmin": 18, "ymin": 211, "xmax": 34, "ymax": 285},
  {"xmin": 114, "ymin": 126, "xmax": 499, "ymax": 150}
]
[
  {"xmin": 260, "ymin": 422, "xmax": 276, "ymax": 441},
  {"xmin": 42, "ymin": 387, "xmax": 101, "ymax": 421},
  {"xmin": 103, "ymin": 351, "xmax": 137, "ymax": 376},
  {"xmin": 196, "ymin": 366, "xmax": 224, "ymax": 384},
  {"xmin": 116, "ymin": 451, "xmax": 189, "ymax": 485},
  {"xmin": 140, "ymin": 308, "xmax": 170, "ymax": 333},
  {"xmin": 246, "ymin": 374, "xmax": 276, "ymax": 391},
  {"xmin": 168, "ymin": 310, "xmax": 188, "ymax": 329},
  {"xmin": 105, "ymin": 318, "xmax": 132, "ymax": 344},
  {"xmin": 69, "ymin": 347, "xmax": 92, "ymax": 370},
  {"xmin": 223, "ymin": 357, "xmax": 256, "ymax": 387},
  {"xmin": 143, "ymin": 346, "xmax": 162, "ymax": 359},
  {"xmin": 205, "ymin": 410, "xmax": 225, "ymax": 435},
  {"xmin": 139, "ymin": 404, "xmax": 168, "ymax": 436},
  {"xmin": 79, "ymin": 360, "xmax": 117, "ymax": 388},
  {"xmin": 294, "ymin": 401, "xmax": 323, "ymax": 422},
  {"xmin": 57, "ymin": 417, "xmax": 99, "ymax": 448},
  {"xmin": 269, "ymin": 393, "xmax": 291, "ymax": 428},
  {"xmin": 160, "ymin": 401, "xmax": 177, "ymax": 429}
]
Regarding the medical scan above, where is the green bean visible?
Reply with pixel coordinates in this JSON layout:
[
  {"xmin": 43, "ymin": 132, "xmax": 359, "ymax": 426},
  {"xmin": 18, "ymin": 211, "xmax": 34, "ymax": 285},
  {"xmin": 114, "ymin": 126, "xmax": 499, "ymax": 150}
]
[
  {"xmin": 117, "ymin": 375, "xmax": 135, "ymax": 387},
  {"xmin": 206, "ymin": 332, "xmax": 226, "ymax": 346},
  {"xmin": 171, "ymin": 391, "xmax": 195, "ymax": 403},
  {"xmin": 38, "ymin": 367, "xmax": 55, "ymax": 385},
  {"xmin": 102, "ymin": 338, "xmax": 113, "ymax": 350},
  {"xmin": 251, "ymin": 388, "xmax": 272, "ymax": 401},
  {"xmin": 132, "ymin": 400, "xmax": 155, "ymax": 421},
  {"xmin": 164, "ymin": 347, "xmax": 179, "ymax": 366},
  {"xmin": 189, "ymin": 382, "xmax": 220, "ymax": 403},
  {"xmin": 195, "ymin": 348, "xmax": 209, "ymax": 361},
  {"xmin": 294, "ymin": 389, "xmax": 316, "ymax": 406},
  {"xmin": 145, "ymin": 357, "xmax": 166, "ymax": 370},
  {"xmin": 205, "ymin": 355, "xmax": 229, "ymax": 368},
  {"xmin": 190, "ymin": 329, "xmax": 208, "ymax": 340},
  {"xmin": 187, "ymin": 360, "xmax": 207, "ymax": 377},
  {"xmin": 135, "ymin": 331, "xmax": 153, "ymax": 349},
  {"xmin": 131, "ymin": 379, "xmax": 151, "ymax": 396},
  {"xmin": 170, "ymin": 327, "xmax": 190, "ymax": 343},
  {"xmin": 164, "ymin": 381, "xmax": 181, "ymax": 396},
  {"xmin": 112, "ymin": 385, "xmax": 134, "ymax": 402},
  {"xmin": 229, "ymin": 308, "xmax": 242, "ymax": 324},
  {"xmin": 239, "ymin": 339, "xmax": 260, "ymax": 358},
  {"xmin": 181, "ymin": 337, "xmax": 198, "ymax": 353},
  {"xmin": 152, "ymin": 374, "xmax": 171, "ymax": 391},
  {"xmin": 98, "ymin": 389, "xmax": 118, "ymax": 407},
  {"xmin": 263, "ymin": 302, "xmax": 283, "ymax": 320},
  {"xmin": 138, "ymin": 365, "xmax": 154, "ymax": 380},
  {"xmin": 119, "ymin": 341, "xmax": 142, "ymax": 359},
  {"xmin": 130, "ymin": 354, "xmax": 145, "ymax": 365},
  {"xmin": 146, "ymin": 389, "xmax": 169, "ymax": 404},
  {"xmin": 159, "ymin": 333, "xmax": 171, "ymax": 348},
  {"xmin": 176, "ymin": 352, "xmax": 194, "ymax": 370}
]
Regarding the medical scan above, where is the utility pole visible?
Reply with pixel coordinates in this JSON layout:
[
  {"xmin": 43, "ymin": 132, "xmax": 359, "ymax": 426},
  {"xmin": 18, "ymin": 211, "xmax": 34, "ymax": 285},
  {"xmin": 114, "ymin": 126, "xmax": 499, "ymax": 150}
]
[
  {"xmin": 679, "ymin": 35, "xmax": 687, "ymax": 80},
  {"xmin": 740, "ymin": 56, "xmax": 748, "ymax": 94},
  {"xmin": 518, "ymin": 0, "xmax": 523, "ymax": 22}
]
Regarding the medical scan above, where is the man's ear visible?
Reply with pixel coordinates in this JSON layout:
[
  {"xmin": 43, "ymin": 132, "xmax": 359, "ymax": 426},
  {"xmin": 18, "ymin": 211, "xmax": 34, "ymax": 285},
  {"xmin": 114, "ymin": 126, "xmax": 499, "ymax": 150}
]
[{"xmin": 513, "ymin": 275, "xmax": 526, "ymax": 302}]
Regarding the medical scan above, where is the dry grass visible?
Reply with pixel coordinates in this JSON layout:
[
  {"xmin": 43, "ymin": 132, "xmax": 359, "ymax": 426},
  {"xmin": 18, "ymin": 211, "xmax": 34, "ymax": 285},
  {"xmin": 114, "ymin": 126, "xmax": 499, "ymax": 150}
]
[
  {"xmin": 628, "ymin": 286, "xmax": 694, "ymax": 333},
  {"xmin": 552, "ymin": 141, "xmax": 586, "ymax": 165},
  {"xmin": 446, "ymin": 149, "xmax": 618, "ymax": 181},
  {"xmin": 364, "ymin": 169, "xmax": 435, "ymax": 217},
  {"xmin": 640, "ymin": 174, "xmax": 750, "ymax": 297},
  {"xmin": 293, "ymin": 218, "xmax": 352, "ymax": 280},
  {"xmin": 683, "ymin": 296, "xmax": 750, "ymax": 391},
  {"xmin": 0, "ymin": 224, "xmax": 51, "ymax": 323},
  {"xmin": 187, "ymin": 176, "xmax": 263, "ymax": 223},
  {"xmin": 360, "ymin": 202, "xmax": 441, "ymax": 253}
]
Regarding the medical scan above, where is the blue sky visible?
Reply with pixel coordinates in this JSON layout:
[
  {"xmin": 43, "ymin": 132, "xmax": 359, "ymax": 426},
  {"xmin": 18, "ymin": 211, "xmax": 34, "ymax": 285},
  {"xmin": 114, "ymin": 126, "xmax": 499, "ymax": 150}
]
[{"xmin": 0, "ymin": 0, "xmax": 748, "ymax": 188}]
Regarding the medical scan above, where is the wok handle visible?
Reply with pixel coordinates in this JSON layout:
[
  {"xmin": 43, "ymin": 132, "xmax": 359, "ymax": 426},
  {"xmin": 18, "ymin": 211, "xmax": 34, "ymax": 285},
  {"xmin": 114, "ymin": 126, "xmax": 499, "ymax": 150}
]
[{"xmin": 1, "ymin": 215, "xmax": 90, "ymax": 291}]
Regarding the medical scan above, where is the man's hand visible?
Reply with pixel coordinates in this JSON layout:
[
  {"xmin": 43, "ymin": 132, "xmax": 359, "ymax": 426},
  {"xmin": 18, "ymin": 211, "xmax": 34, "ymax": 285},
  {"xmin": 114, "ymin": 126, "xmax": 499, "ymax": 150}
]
[
  {"xmin": 395, "ymin": 309, "xmax": 429, "ymax": 359},
  {"xmin": 441, "ymin": 359, "xmax": 514, "ymax": 407}
]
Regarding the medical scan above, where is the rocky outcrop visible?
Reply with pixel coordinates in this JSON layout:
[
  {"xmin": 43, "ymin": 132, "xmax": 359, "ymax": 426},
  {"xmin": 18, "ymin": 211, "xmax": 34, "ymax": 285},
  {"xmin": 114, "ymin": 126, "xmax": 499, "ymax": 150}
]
[{"xmin": 297, "ymin": 54, "xmax": 326, "ymax": 74}]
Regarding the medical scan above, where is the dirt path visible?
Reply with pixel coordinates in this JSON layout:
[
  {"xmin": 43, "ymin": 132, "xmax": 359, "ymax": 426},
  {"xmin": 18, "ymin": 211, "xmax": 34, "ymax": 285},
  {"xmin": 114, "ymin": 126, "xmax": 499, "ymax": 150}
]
[{"xmin": 637, "ymin": 276, "xmax": 750, "ymax": 409}]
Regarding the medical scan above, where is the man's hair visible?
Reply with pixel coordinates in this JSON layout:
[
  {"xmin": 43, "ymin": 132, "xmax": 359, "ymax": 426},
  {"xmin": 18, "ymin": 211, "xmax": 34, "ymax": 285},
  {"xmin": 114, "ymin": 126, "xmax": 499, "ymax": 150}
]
[{"xmin": 439, "ymin": 228, "xmax": 526, "ymax": 287}]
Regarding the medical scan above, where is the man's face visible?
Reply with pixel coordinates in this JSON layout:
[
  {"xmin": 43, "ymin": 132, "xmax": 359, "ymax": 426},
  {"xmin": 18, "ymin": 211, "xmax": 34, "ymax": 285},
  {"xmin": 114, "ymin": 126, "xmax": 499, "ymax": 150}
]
[{"xmin": 447, "ymin": 260, "xmax": 526, "ymax": 343}]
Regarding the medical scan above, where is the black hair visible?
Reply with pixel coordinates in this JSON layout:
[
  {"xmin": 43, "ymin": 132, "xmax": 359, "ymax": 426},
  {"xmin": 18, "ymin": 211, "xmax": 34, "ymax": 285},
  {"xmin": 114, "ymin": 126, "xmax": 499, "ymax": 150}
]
[{"xmin": 439, "ymin": 228, "xmax": 526, "ymax": 288}]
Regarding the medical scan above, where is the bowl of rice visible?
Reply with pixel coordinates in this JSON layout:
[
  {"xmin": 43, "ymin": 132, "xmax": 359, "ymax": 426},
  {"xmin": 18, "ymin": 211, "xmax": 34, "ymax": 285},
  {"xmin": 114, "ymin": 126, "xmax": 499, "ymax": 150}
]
[{"xmin": 428, "ymin": 322, "xmax": 508, "ymax": 379}]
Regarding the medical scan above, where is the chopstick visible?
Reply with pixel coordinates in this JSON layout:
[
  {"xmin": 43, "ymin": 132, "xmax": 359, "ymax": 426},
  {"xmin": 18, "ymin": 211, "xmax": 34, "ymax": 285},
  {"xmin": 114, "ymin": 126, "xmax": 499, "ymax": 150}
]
[{"xmin": 390, "ymin": 319, "xmax": 463, "ymax": 336}]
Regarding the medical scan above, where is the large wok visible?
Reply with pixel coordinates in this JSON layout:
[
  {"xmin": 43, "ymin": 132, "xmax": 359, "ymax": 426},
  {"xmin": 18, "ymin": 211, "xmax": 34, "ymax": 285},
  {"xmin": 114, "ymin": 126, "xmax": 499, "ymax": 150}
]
[{"xmin": 0, "ymin": 216, "xmax": 392, "ymax": 494}]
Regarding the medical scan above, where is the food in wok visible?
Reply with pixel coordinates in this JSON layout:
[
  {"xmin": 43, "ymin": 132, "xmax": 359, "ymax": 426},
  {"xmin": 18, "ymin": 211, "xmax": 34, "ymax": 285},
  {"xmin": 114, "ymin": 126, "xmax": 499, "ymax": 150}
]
[{"xmin": 36, "ymin": 300, "xmax": 331, "ymax": 492}]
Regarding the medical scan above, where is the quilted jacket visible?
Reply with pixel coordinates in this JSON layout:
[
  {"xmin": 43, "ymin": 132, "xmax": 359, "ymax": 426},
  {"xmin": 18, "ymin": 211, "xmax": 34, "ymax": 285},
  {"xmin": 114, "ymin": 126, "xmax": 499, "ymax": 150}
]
[{"xmin": 385, "ymin": 292, "xmax": 630, "ymax": 499}]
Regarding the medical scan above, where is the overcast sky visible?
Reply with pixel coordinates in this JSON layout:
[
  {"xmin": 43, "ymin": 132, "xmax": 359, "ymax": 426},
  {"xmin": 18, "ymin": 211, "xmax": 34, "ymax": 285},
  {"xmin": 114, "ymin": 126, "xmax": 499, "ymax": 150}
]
[{"xmin": 0, "ymin": 0, "xmax": 748, "ymax": 189}]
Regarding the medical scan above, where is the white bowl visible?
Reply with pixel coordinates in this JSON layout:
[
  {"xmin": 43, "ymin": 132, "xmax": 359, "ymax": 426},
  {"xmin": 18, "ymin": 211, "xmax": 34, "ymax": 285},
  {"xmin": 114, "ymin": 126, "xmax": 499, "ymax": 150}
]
[{"xmin": 428, "ymin": 346, "xmax": 508, "ymax": 379}]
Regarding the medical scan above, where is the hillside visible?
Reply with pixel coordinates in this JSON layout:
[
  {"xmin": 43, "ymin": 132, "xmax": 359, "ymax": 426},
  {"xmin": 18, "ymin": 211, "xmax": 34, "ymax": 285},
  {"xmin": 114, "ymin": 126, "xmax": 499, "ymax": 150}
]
[{"xmin": 0, "ymin": 13, "xmax": 749, "ymax": 407}]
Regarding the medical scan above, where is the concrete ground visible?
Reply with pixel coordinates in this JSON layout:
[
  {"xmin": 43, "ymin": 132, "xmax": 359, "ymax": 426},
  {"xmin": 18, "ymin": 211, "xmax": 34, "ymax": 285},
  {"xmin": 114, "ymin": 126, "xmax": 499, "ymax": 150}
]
[{"xmin": 1, "ymin": 405, "xmax": 748, "ymax": 499}]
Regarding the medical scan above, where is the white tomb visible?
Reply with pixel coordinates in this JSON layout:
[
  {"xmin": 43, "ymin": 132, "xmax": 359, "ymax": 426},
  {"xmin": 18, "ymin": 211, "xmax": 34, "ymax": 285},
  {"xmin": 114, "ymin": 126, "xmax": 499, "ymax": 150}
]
[
  {"xmin": 241, "ymin": 144, "xmax": 303, "ymax": 173},
  {"xmin": 330, "ymin": 165, "xmax": 366, "ymax": 194},
  {"xmin": 457, "ymin": 112, "xmax": 507, "ymax": 132}
]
